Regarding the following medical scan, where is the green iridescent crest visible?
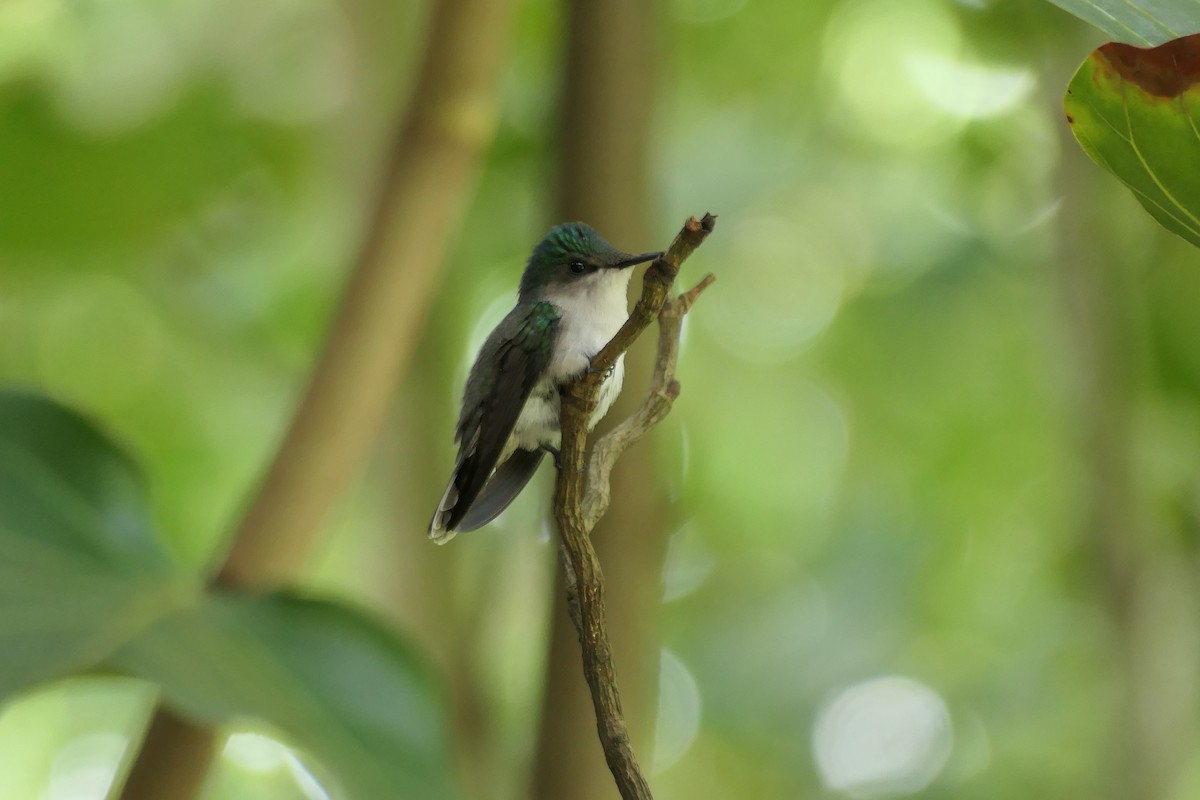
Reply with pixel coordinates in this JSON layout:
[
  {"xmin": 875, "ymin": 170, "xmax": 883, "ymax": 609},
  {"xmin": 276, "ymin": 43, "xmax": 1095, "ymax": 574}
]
[{"xmin": 532, "ymin": 222, "xmax": 622, "ymax": 264}]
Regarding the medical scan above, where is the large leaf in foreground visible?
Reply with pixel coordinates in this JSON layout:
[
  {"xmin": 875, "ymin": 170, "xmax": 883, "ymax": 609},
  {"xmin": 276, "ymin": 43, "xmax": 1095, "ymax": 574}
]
[
  {"xmin": 1046, "ymin": 0, "xmax": 1200, "ymax": 45},
  {"xmin": 111, "ymin": 593, "xmax": 458, "ymax": 800},
  {"xmin": 1065, "ymin": 34, "xmax": 1200, "ymax": 248},
  {"xmin": 0, "ymin": 391, "xmax": 188, "ymax": 697},
  {"xmin": 0, "ymin": 390, "xmax": 458, "ymax": 798}
]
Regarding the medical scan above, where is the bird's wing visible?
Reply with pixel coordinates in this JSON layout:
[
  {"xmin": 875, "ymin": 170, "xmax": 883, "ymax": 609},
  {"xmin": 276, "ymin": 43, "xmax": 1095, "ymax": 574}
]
[
  {"xmin": 455, "ymin": 447, "xmax": 545, "ymax": 532},
  {"xmin": 429, "ymin": 301, "xmax": 560, "ymax": 540}
]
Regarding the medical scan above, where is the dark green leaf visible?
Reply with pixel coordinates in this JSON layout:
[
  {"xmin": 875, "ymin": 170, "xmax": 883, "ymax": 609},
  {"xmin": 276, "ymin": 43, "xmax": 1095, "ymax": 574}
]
[
  {"xmin": 1065, "ymin": 34, "xmax": 1200, "ymax": 248},
  {"xmin": 1046, "ymin": 0, "xmax": 1200, "ymax": 45},
  {"xmin": 0, "ymin": 389, "xmax": 187, "ymax": 697},
  {"xmin": 111, "ymin": 593, "xmax": 459, "ymax": 800},
  {"xmin": 0, "ymin": 391, "xmax": 456, "ymax": 797},
  {"xmin": 0, "ymin": 390, "xmax": 164, "ymax": 563}
]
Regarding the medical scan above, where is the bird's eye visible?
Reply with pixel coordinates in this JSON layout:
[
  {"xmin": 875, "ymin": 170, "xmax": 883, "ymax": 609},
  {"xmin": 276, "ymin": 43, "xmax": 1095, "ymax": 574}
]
[{"xmin": 568, "ymin": 259, "xmax": 587, "ymax": 274}]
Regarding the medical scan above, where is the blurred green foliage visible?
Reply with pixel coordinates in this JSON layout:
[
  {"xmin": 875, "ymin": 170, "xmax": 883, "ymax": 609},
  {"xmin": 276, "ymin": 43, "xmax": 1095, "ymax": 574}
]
[{"xmin": 2, "ymin": 0, "xmax": 1200, "ymax": 799}]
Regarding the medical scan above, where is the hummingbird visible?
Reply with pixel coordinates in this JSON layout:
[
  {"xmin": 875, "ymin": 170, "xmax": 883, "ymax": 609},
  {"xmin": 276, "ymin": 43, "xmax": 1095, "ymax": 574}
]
[{"xmin": 428, "ymin": 222, "xmax": 661, "ymax": 543}]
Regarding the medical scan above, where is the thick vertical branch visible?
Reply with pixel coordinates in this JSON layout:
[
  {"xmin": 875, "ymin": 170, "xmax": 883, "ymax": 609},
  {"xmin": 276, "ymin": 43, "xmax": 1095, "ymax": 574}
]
[
  {"xmin": 1056, "ymin": 146, "xmax": 1140, "ymax": 800},
  {"xmin": 214, "ymin": 0, "xmax": 514, "ymax": 589},
  {"xmin": 113, "ymin": 1, "xmax": 516, "ymax": 798},
  {"xmin": 552, "ymin": 217, "xmax": 715, "ymax": 800},
  {"xmin": 532, "ymin": 1, "xmax": 664, "ymax": 795},
  {"xmin": 1053, "ymin": 64, "xmax": 1195, "ymax": 799}
]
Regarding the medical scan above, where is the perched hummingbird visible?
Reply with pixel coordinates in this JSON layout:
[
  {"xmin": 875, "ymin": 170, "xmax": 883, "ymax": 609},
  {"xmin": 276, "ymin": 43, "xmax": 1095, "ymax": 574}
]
[{"xmin": 428, "ymin": 223, "xmax": 661, "ymax": 543}]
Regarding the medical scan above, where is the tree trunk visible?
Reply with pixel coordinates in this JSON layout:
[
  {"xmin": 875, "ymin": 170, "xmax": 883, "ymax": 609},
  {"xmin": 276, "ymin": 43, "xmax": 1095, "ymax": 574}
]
[
  {"xmin": 113, "ymin": 0, "xmax": 516, "ymax": 796},
  {"xmin": 531, "ymin": 1, "xmax": 667, "ymax": 798},
  {"xmin": 1054, "ymin": 69, "xmax": 1200, "ymax": 800}
]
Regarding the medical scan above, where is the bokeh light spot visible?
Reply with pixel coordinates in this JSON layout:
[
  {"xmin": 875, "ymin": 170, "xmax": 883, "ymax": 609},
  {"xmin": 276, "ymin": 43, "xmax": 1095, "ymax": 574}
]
[
  {"xmin": 225, "ymin": 731, "xmax": 332, "ymax": 800},
  {"xmin": 813, "ymin": 675, "xmax": 953, "ymax": 798},
  {"xmin": 662, "ymin": 522, "xmax": 715, "ymax": 601},
  {"xmin": 45, "ymin": 731, "xmax": 127, "ymax": 800},
  {"xmin": 702, "ymin": 215, "xmax": 850, "ymax": 362},
  {"xmin": 906, "ymin": 52, "xmax": 1036, "ymax": 119},
  {"xmin": 224, "ymin": 731, "xmax": 290, "ymax": 773},
  {"xmin": 228, "ymin": 0, "xmax": 353, "ymax": 124},
  {"xmin": 0, "ymin": 0, "xmax": 62, "ymax": 79},
  {"xmin": 52, "ymin": 3, "xmax": 184, "ymax": 134},
  {"xmin": 654, "ymin": 649, "xmax": 702, "ymax": 774},
  {"xmin": 822, "ymin": 0, "xmax": 963, "ymax": 147}
]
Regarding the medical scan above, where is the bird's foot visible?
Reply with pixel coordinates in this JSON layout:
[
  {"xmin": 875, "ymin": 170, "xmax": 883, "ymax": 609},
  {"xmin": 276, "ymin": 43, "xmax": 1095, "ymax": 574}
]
[
  {"xmin": 543, "ymin": 445, "xmax": 590, "ymax": 475},
  {"xmin": 542, "ymin": 444, "xmax": 564, "ymax": 471},
  {"xmin": 586, "ymin": 362, "xmax": 616, "ymax": 380}
]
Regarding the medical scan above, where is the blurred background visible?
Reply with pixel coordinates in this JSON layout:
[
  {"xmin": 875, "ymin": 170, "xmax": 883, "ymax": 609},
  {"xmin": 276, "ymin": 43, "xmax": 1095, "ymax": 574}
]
[{"xmin": 2, "ymin": 0, "xmax": 1200, "ymax": 798}]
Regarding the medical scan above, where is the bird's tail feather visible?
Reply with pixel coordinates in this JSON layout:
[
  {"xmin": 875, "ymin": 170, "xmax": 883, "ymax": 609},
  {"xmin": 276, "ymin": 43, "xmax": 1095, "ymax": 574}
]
[
  {"xmin": 428, "ymin": 476, "xmax": 461, "ymax": 545},
  {"xmin": 457, "ymin": 448, "xmax": 544, "ymax": 532},
  {"xmin": 428, "ymin": 448, "xmax": 545, "ymax": 543}
]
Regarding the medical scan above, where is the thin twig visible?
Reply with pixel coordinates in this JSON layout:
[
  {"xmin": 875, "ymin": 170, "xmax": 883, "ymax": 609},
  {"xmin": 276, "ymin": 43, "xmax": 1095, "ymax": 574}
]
[
  {"xmin": 582, "ymin": 273, "xmax": 715, "ymax": 531},
  {"xmin": 589, "ymin": 215, "xmax": 717, "ymax": 379},
  {"xmin": 552, "ymin": 213, "xmax": 716, "ymax": 800}
]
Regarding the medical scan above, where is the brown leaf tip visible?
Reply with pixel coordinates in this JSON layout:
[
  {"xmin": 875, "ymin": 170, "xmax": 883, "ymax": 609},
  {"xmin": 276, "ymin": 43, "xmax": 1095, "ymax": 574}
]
[{"xmin": 1097, "ymin": 33, "xmax": 1200, "ymax": 98}]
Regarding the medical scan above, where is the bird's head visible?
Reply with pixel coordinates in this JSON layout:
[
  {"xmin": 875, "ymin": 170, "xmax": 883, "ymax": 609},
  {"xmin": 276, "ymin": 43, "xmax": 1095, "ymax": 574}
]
[{"xmin": 519, "ymin": 222, "xmax": 660, "ymax": 300}]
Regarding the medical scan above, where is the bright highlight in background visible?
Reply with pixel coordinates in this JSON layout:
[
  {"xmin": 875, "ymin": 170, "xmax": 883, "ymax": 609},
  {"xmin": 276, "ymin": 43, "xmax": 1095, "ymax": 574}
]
[
  {"xmin": 654, "ymin": 649, "xmax": 702, "ymax": 773},
  {"xmin": 906, "ymin": 53, "xmax": 1035, "ymax": 119},
  {"xmin": 813, "ymin": 675, "xmax": 953, "ymax": 798},
  {"xmin": 702, "ymin": 215, "xmax": 852, "ymax": 361},
  {"xmin": 822, "ymin": 0, "xmax": 963, "ymax": 147},
  {"xmin": 225, "ymin": 732, "xmax": 331, "ymax": 800},
  {"xmin": 45, "ymin": 732, "xmax": 127, "ymax": 800}
]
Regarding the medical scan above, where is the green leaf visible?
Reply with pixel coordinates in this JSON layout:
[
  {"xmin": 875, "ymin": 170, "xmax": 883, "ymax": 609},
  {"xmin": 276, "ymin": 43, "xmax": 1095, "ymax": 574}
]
[
  {"xmin": 1065, "ymin": 34, "xmax": 1200, "ymax": 248},
  {"xmin": 110, "ymin": 593, "xmax": 459, "ymax": 800},
  {"xmin": 0, "ymin": 390, "xmax": 458, "ymax": 797},
  {"xmin": 0, "ymin": 391, "xmax": 166, "ymax": 563},
  {"xmin": 1046, "ymin": 0, "xmax": 1200, "ymax": 45},
  {"xmin": 0, "ymin": 390, "xmax": 188, "ymax": 697}
]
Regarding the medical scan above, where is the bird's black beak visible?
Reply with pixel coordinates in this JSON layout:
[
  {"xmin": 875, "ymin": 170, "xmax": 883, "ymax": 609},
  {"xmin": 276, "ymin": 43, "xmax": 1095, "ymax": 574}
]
[{"xmin": 610, "ymin": 251, "xmax": 662, "ymax": 270}]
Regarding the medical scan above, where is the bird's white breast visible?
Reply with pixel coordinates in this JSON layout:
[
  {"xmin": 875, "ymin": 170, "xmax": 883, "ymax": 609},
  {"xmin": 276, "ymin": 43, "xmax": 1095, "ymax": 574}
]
[
  {"xmin": 544, "ymin": 269, "xmax": 631, "ymax": 380},
  {"xmin": 506, "ymin": 269, "xmax": 632, "ymax": 455}
]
